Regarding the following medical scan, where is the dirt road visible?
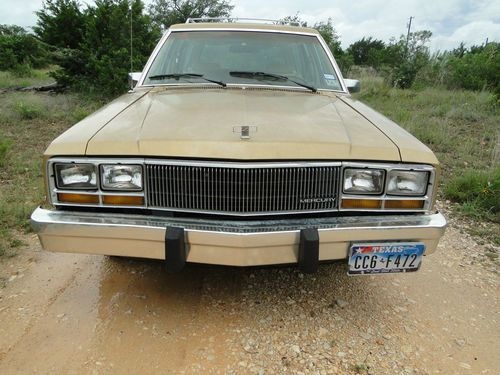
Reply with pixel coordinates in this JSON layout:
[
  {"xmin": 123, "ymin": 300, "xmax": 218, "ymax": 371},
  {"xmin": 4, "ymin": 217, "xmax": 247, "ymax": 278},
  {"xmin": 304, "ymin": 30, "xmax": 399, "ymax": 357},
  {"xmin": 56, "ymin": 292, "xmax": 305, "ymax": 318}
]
[{"xmin": 0, "ymin": 219, "xmax": 498, "ymax": 375}]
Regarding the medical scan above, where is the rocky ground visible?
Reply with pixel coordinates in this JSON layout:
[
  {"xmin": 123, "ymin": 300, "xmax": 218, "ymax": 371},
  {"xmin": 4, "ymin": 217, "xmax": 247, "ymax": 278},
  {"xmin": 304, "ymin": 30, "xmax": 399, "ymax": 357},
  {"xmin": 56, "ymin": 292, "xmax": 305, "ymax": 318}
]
[{"xmin": 0, "ymin": 214, "xmax": 498, "ymax": 374}]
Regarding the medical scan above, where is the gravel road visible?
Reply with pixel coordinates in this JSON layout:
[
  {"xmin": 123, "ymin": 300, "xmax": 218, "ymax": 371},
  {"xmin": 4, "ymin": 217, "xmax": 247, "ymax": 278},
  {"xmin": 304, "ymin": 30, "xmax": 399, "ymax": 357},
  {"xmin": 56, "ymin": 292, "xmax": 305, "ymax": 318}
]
[{"xmin": 0, "ymin": 215, "xmax": 498, "ymax": 374}]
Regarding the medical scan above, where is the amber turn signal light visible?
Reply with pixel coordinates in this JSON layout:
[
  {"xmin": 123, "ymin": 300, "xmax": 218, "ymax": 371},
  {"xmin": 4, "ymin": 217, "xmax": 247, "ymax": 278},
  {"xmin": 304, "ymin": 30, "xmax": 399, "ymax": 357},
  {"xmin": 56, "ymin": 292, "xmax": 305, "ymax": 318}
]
[
  {"xmin": 341, "ymin": 199, "xmax": 382, "ymax": 209},
  {"xmin": 385, "ymin": 200, "xmax": 424, "ymax": 209},
  {"xmin": 57, "ymin": 193, "xmax": 99, "ymax": 204},
  {"xmin": 102, "ymin": 195, "xmax": 144, "ymax": 205}
]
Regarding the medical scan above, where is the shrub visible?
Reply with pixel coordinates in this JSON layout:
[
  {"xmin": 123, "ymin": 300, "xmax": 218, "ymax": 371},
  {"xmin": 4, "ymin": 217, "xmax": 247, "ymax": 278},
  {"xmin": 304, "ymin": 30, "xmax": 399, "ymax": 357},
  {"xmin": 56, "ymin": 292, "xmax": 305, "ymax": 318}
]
[
  {"xmin": 15, "ymin": 101, "xmax": 44, "ymax": 120},
  {"xmin": 445, "ymin": 43, "xmax": 499, "ymax": 96},
  {"xmin": 444, "ymin": 167, "xmax": 500, "ymax": 223}
]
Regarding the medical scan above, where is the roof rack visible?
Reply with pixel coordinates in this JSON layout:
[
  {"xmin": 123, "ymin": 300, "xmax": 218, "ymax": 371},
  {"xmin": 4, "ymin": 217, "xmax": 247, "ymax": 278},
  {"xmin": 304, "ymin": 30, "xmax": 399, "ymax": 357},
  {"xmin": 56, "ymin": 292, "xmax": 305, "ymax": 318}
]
[{"xmin": 185, "ymin": 17, "xmax": 301, "ymax": 26}]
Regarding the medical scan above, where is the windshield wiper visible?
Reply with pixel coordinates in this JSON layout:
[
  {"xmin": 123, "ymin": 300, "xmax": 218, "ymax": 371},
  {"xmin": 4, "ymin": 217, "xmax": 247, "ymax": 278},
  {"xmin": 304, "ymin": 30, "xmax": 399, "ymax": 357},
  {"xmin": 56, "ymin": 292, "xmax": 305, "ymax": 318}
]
[
  {"xmin": 229, "ymin": 71, "xmax": 316, "ymax": 92},
  {"xmin": 147, "ymin": 73, "xmax": 226, "ymax": 87}
]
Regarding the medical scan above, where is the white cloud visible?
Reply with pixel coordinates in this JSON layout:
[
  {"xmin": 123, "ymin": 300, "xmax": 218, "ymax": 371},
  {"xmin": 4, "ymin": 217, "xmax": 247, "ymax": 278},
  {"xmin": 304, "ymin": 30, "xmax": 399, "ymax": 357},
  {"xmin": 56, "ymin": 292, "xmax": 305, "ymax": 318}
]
[
  {"xmin": 432, "ymin": 20, "xmax": 500, "ymax": 51},
  {"xmin": 0, "ymin": 0, "xmax": 498, "ymax": 51}
]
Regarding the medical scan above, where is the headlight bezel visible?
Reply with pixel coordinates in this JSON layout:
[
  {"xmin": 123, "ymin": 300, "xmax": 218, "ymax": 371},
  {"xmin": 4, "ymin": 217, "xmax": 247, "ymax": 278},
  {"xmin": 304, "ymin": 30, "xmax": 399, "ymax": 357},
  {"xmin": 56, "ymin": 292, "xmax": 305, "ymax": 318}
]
[
  {"xmin": 47, "ymin": 158, "xmax": 146, "ymax": 207},
  {"xmin": 54, "ymin": 163, "xmax": 98, "ymax": 190},
  {"xmin": 343, "ymin": 168, "xmax": 385, "ymax": 195},
  {"xmin": 386, "ymin": 170, "xmax": 430, "ymax": 196},
  {"xmin": 100, "ymin": 164, "xmax": 144, "ymax": 191},
  {"xmin": 340, "ymin": 162, "xmax": 436, "ymax": 212}
]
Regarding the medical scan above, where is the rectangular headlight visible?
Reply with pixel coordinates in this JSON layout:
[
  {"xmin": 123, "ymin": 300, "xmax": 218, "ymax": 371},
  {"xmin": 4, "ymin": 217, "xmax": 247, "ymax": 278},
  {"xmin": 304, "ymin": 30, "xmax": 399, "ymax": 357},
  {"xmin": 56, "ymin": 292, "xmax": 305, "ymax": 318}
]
[
  {"xmin": 387, "ymin": 170, "xmax": 429, "ymax": 196},
  {"xmin": 101, "ymin": 165, "xmax": 143, "ymax": 191},
  {"xmin": 343, "ymin": 168, "xmax": 384, "ymax": 194},
  {"xmin": 55, "ymin": 163, "xmax": 97, "ymax": 190}
]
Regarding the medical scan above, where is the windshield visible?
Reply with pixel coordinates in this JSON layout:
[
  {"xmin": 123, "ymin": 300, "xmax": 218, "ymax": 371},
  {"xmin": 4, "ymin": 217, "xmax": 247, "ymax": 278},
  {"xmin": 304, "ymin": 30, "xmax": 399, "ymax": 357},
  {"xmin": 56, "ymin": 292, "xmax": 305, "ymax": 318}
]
[{"xmin": 143, "ymin": 31, "xmax": 343, "ymax": 91}]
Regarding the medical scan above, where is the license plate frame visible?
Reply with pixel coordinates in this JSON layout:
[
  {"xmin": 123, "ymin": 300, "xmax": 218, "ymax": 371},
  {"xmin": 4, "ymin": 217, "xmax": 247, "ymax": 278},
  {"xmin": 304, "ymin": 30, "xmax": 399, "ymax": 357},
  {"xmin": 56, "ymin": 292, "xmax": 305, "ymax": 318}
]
[{"xmin": 347, "ymin": 242, "xmax": 425, "ymax": 276}]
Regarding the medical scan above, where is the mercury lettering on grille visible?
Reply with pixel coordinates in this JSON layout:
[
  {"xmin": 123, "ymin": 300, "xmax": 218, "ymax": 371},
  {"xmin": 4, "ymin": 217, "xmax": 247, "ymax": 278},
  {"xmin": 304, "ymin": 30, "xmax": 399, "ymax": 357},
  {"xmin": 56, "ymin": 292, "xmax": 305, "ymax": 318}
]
[{"xmin": 146, "ymin": 164, "xmax": 340, "ymax": 215}]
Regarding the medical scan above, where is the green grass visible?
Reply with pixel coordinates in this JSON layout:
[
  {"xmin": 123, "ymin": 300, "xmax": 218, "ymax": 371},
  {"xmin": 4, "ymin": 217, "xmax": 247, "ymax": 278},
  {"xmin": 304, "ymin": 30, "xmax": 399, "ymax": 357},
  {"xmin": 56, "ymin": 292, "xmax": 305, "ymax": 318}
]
[
  {"xmin": 0, "ymin": 70, "xmax": 102, "ymax": 255},
  {"xmin": 354, "ymin": 69, "xmax": 500, "ymax": 243},
  {"xmin": 0, "ymin": 68, "xmax": 54, "ymax": 89}
]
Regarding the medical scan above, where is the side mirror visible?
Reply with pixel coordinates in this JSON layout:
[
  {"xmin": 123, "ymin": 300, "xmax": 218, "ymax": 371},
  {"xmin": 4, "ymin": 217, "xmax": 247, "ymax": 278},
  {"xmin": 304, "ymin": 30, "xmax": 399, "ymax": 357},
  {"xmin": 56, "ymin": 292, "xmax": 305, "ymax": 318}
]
[
  {"xmin": 128, "ymin": 72, "xmax": 142, "ymax": 89},
  {"xmin": 344, "ymin": 79, "xmax": 361, "ymax": 93}
]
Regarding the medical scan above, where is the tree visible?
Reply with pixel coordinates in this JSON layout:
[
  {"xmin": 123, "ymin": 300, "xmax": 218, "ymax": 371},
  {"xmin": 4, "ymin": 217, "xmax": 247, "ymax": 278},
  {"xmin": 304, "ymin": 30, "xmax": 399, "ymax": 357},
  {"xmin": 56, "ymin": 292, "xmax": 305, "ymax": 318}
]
[
  {"xmin": 0, "ymin": 24, "xmax": 49, "ymax": 71},
  {"xmin": 148, "ymin": 0, "xmax": 234, "ymax": 29},
  {"xmin": 386, "ymin": 30, "xmax": 432, "ymax": 88},
  {"xmin": 280, "ymin": 13, "xmax": 307, "ymax": 27},
  {"xmin": 37, "ymin": 0, "xmax": 160, "ymax": 96},
  {"xmin": 34, "ymin": 0, "xmax": 87, "ymax": 49},
  {"xmin": 313, "ymin": 18, "xmax": 342, "ymax": 57},
  {"xmin": 347, "ymin": 37, "xmax": 386, "ymax": 67},
  {"xmin": 446, "ymin": 42, "xmax": 499, "ymax": 95},
  {"xmin": 81, "ymin": 0, "xmax": 160, "ymax": 94}
]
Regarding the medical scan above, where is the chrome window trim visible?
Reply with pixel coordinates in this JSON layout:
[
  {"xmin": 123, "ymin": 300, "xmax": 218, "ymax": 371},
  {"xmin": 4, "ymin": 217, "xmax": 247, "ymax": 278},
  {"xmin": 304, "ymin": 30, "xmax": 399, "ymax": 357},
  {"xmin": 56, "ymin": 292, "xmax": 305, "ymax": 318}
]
[{"xmin": 136, "ymin": 28, "xmax": 348, "ymax": 94}]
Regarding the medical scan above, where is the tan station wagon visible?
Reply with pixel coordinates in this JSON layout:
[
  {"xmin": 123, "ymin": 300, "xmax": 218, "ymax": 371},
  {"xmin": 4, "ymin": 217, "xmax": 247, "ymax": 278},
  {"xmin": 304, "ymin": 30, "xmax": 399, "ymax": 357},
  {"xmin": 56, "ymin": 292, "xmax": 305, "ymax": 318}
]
[{"xmin": 31, "ymin": 19, "xmax": 447, "ymax": 274}]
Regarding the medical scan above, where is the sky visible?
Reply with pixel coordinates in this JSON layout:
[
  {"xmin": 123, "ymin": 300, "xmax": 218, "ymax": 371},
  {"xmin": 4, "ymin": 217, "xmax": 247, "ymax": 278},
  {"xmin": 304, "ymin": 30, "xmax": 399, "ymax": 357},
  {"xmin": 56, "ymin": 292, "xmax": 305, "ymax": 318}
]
[{"xmin": 0, "ymin": 0, "xmax": 499, "ymax": 51}]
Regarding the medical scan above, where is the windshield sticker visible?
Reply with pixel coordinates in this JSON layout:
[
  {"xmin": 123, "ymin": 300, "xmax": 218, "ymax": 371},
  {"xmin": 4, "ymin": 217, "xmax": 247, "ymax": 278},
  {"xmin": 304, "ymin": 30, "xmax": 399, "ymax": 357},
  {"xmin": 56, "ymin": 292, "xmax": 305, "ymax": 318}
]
[{"xmin": 324, "ymin": 73, "xmax": 338, "ymax": 86}]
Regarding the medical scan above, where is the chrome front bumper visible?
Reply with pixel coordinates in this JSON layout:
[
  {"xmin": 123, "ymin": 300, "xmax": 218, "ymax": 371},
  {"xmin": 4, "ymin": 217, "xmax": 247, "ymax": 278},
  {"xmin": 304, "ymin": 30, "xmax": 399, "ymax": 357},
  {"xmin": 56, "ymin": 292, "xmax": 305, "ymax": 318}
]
[{"xmin": 31, "ymin": 207, "xmax": 447, "ymax": 267}]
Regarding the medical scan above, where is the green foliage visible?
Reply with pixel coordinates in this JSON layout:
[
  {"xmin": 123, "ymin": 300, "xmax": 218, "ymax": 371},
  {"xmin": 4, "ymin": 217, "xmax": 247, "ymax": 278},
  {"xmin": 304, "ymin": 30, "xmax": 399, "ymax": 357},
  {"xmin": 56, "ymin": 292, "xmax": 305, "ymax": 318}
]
[
  {"xmin": 444, "ymin": 167, "xmax": 500, "ymax": 223},
  {"xmin": 148, "ymin": 0, "xmax": 234, "ymax": 29},
  {"xmin": 387, "ymin": 30, "xmax": 432, "ymax": 89},
  {"xmin": 0, "ymin": 24, "xmax": 50, "ymax": 71},
  {"xmin": 0, "ymin": 69, "xmax": 53, "ymax": 89},
  {"xmin": 347, "ymin": 37, "xmax": 386, "ymax": 67},
  {"xmin": 37, "ymin": 0, "xmax": 160, "ymax": 97},
  {"xmin": 445, "ymin": 43, "xmax": 499, "ymax": 95},
  {"xmin": 34, "ymin": 0, "xmax": 86, "ymax": 49},
  {"xmin": 15, "ymin": 101, "xmax": 44, "ymax": 120}
]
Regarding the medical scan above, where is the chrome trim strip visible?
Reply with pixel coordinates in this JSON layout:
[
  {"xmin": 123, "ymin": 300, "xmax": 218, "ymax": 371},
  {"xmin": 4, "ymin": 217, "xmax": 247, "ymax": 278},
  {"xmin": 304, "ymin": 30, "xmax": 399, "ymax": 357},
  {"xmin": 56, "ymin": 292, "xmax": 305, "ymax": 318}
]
[
  {"xmin": 32, "ymin": 207, "xmax": 447, "ymax": 235},
  {"xmin": 144, "ymin": 159, "xmax": 342, "ymax": 168}
]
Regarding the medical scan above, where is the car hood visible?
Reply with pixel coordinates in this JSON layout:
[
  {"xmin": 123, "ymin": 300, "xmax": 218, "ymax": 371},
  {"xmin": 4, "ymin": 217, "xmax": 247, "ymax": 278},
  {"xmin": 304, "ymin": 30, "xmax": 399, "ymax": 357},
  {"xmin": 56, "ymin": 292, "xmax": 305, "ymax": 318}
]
[{"xmin": 45, "ymin": 87, "xmax": 438, "ymax": 165}]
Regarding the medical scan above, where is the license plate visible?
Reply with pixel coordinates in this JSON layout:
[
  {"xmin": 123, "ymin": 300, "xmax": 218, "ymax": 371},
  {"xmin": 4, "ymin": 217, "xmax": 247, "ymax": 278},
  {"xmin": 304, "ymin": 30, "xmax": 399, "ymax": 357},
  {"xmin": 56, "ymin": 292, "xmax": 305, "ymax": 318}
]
[{"xmin": 348, "ymin": 242, "xmax": 425, "ymax": 275}]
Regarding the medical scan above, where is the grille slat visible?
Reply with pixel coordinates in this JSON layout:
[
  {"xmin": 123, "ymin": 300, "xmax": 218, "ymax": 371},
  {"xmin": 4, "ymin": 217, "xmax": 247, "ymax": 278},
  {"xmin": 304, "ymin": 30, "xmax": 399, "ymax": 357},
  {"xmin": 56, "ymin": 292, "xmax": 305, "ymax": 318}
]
[{"xmin": 146, "ymin": 162, "xmax": 340, "ymax": 216}]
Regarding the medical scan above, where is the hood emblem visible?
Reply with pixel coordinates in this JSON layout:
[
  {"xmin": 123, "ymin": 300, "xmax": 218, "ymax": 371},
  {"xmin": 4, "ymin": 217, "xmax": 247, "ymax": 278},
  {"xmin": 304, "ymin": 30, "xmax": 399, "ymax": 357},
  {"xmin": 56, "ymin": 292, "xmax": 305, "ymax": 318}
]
[{"xmin": 233, "ymin": 126, "xmax": 257, "ymax": 140}]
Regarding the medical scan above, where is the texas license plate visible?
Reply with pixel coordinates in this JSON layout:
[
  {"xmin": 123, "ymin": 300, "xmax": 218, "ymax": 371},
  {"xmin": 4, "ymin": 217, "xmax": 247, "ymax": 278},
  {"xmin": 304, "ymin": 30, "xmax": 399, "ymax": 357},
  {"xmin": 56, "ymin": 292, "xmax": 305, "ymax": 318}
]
[{"xmin": 348, "ymin": 242, "xmax": 425, "ymax": 275}]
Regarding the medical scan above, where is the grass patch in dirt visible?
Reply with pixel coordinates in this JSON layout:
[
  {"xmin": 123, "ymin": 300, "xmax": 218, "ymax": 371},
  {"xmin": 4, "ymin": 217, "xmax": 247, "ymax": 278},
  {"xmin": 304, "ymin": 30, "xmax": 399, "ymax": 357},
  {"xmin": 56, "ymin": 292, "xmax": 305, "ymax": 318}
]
[
  {"xmin": 354, "ymin": 70, "xmax": 499, "ymax": 243},
  {"xmin": 0, "ymin": 70, "xmax": 102, "ymax": 256},
  {"xmin": 0, "ymin": 68, "xmax": 53, "ymax": 89}
]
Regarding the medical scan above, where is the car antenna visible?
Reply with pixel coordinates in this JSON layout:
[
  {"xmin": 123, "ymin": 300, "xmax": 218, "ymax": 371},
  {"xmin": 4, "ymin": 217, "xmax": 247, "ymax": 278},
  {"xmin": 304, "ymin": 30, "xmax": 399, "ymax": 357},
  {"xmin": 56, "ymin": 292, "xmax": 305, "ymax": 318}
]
[{"xmin": 129, "ymin": 0, "xmax": 133, "ymax": 72}]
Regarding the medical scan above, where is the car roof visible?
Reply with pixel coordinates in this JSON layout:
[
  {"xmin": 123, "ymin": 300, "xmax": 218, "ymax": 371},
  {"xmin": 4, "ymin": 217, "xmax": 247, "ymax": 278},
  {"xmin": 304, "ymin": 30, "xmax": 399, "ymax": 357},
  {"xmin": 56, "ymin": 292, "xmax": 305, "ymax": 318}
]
[{"xmin": 169, "ymin": 22, "xmax": 320, "ymax": 35}]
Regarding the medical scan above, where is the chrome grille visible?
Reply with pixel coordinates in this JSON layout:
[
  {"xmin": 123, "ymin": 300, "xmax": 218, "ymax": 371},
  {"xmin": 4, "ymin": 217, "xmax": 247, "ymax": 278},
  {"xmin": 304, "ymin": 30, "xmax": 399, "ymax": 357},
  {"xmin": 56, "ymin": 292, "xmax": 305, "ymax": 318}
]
[{"xmin": 146, "ymin": 162, "xmax": 340, "ymax": 216}]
